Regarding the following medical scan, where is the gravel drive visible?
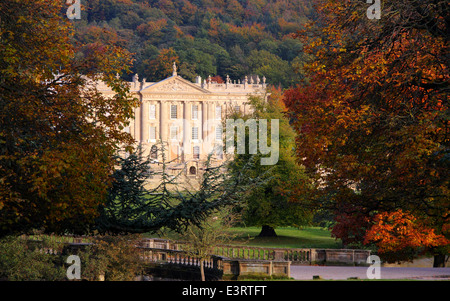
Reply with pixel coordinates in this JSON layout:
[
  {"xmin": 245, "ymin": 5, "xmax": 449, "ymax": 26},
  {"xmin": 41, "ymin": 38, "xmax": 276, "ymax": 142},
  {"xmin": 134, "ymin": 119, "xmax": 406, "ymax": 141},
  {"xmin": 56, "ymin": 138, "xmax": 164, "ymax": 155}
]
[{"xmin": 290, "ymin": 266, "xmax": 450, "ymax": 280}]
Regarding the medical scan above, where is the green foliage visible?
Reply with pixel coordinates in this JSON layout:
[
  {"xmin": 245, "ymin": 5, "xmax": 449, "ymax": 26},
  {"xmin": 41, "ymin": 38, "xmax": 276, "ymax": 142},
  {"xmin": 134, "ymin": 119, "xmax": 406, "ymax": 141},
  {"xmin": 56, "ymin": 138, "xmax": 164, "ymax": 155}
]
[
  {"xmin": 96, "ymin": 144, "xmax": 154, "ymax": 234},
  {"xmin": 72, "ymin": 0, "xmax": 313, "ymax": 87},
  {"xmin": 76, "ymin": 235, "xmax": 143, "ymax": 281},
  {"xmin": 248, "ymin": 49, "xmax": 298, "ymax": 87},
  {"xmin": 0, "ymin": 234, "xmax": 143, "ymax": 281},
  {"xmin": 228, "ymin": 88, "xmax": 314, "ymax": 232},
  {"xmin": 0, "ymin": 236, "xmax": 65, "ymax": 281},
  {"xmin": 96, "ymin": 142, "xmax": 263, "ymax": 234},
  {"xmin": 181, "ymin": 207, "xmax": 239, "ymax": 280}
]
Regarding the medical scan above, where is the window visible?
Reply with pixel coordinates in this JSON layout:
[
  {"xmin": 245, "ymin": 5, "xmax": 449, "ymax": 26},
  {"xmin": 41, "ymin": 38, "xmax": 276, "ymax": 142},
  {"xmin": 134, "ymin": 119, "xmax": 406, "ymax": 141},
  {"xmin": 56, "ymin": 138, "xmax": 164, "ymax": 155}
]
[
  {"xmin": 150, "ymin": 145, "xmax": 158, "ymax": 160},
  {"xmin": 170, "ymin": 126, "xmax": 178, "ymax": 140},
  {"xmin": 149, "ymin": 104, "xmax": 156, "ymax": 119},
  {"xmin": 192, "ymin": 126, "xmax": 199, "ymax": 140},
  {"xmin": 192, "ymin": 105, "xmax": 198, "ymax": 120},
  {"xmin": 149, "ymin": 126, "xmax": 156, "ymax": 141},
  {"xmin": 234, "ymin": 105, "xmax": 240, "ymax": 112},
  {"xmin": 193, "ymin": 146, "xmax": 200, "ymax": 159},
  {"xmin": 215, "ymin": 105, "xmax": 221, "ymax": 120},
  {"xmin": 215, "ymin": 125, "xmax": 222, "ymax": 140},
  {"xmin": 170, "ymin": 104, "xmax": 177, "ymax": 119}
]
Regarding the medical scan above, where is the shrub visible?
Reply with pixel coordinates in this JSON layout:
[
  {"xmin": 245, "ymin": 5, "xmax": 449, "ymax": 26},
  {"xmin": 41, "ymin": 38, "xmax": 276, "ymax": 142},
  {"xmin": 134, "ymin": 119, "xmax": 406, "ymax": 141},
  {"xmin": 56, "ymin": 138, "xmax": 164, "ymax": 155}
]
[
  {"xmin": 0, "ymin": 236, "xmax": 65, "ymax": 281},
  {"xmin": 75, "ymin": 235, "xmax": 144, "ymax": 281},
  {"xmin": 0, "ymin": 234, "xmax": 144, "ymax": 281}
]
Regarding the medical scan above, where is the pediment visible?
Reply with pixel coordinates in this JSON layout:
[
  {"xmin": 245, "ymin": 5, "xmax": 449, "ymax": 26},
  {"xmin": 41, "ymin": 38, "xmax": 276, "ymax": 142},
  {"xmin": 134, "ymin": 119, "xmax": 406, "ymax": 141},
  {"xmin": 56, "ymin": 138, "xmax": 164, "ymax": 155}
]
[{"xmin": 141, "ymin": 76, "xmax": 210, "ymax": 94}]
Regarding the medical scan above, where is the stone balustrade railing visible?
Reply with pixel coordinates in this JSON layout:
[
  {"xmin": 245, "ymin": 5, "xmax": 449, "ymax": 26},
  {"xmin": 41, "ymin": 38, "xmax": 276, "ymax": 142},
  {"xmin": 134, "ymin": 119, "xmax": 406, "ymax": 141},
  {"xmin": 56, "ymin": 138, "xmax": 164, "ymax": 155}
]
[
  {"xmin": 21, "ymin": 235, "xmax": 372, "ymax": 280},
  {"xmin": 136, "ymin": 244, "xmax": 290, "ymax": 279},
  {"xmin": 137, "ymin": 246, "xmax": 221, "ymax": 269},
  {"xmin": 212, "ymin": 245, "xmax": 370, "ymax": 265},
  {"xmin": 22, "ymin": 235, "xmax": 371, "ymax": 266},
  {"xmin": 138, "ymin": 238, "xmax": 371, "ymax": 266}
]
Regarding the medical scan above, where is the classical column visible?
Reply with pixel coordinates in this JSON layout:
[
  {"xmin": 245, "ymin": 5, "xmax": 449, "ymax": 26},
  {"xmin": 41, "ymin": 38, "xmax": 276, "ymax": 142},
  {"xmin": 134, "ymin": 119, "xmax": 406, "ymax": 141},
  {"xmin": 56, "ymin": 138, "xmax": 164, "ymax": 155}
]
[
  {"xmin": 205, "ymin": 102, "xmax": 213, "ymax": 150},
  {"xmin": 183, "ymin": 101, "xmax": 191, "ymax": 158},
  {"xmin": 160, "ymin": 100, "xmax": 168, "ymax": 142},
  {"xmin": 129, "ymin": 116, "xmax": 135, "ymax": 140},
  {"xmin": 134, "ymin": 104, "xmax": 141, "ymax": 142},
  {"xmin": 209, "ymin": 102, "xmax": 215, "ymax": 136},
  {"xmin": 141, "ymin": 101, "xmax": 148, "ymax": 143},
  {"xmin": 202, "ymin": 101, "xmax": 208, "ymax": 142}
]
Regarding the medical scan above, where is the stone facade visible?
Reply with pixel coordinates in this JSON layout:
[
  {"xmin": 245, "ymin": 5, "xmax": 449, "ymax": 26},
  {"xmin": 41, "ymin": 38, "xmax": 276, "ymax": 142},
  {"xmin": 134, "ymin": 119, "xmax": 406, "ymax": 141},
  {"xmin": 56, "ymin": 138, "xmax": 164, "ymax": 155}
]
[{"xmin": 97, "ymin": 64, "xmax": 267, "ymax": 185}]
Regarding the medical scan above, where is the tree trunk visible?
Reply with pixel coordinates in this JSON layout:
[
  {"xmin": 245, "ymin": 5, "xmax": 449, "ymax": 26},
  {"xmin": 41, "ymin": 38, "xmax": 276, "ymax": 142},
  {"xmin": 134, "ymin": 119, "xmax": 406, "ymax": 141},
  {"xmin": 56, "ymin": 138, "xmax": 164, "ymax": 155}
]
[
  {"xmin": 258, "ymin": 225, "xmax": 277, "ymax": 237},
  {"xmin": 433, "ymin": 254, "xmax": 447, "ymax": 267},
  {"xmin": 200, "ymin": 259, "xmax": 205, "ymax": 281}
]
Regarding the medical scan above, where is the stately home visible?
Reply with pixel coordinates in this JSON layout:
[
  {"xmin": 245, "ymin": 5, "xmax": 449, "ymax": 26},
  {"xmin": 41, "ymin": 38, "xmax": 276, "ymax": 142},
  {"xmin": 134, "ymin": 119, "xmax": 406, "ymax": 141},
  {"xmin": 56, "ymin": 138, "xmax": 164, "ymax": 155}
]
[{"xmin": 97, "ymin": 63, "xmax": 268, "ymax": 183}]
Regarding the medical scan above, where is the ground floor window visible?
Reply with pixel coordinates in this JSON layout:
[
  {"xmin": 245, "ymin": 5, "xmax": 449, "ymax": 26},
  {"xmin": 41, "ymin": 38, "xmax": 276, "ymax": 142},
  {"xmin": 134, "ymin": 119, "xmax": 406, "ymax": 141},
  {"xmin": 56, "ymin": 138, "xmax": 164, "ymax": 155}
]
[{"xmin": 193, "ymin": 146, "xmax": 200, "ymax": 159}]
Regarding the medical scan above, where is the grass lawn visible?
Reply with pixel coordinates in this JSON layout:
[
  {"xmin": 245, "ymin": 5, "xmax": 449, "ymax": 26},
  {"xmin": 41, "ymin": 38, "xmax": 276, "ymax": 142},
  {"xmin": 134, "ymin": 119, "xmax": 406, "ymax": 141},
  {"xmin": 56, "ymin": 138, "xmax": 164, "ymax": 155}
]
[
  {"xmin": 226, "ymin": 226, "xmax": 342, "ymax": 249},
  {"xmin": 153, "ymin": 226, "xmax": 342, "ymax": 249}
]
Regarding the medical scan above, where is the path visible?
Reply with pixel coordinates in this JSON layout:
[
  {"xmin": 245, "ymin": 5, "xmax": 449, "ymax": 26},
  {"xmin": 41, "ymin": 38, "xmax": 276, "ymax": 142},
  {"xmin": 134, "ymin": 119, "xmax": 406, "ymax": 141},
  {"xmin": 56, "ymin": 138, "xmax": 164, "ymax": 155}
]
[{"xmin": 290, "ymin": 266, "xmax": 450, "ymax": 280}]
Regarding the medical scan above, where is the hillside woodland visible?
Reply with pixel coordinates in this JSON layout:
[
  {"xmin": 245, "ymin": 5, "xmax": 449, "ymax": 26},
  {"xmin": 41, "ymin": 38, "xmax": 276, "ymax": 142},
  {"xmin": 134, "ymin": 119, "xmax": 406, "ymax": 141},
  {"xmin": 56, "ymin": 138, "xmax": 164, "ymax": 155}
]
[{"xmin": 73, "ymin": 0, "xmax": 314, "ymax": 87}]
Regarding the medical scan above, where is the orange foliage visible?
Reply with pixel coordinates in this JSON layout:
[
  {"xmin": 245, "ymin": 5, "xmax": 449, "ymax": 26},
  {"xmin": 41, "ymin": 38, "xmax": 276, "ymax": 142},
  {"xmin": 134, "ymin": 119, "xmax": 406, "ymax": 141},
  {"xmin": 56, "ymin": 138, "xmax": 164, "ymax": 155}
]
[
  {"xmin": 136, "ymin": 19, "xmax": 168, "ymax": 39},
  {"xmin": 208, "ymin": 18, "xmax": 221, "ymax": 41},
  {"xmin": 364, "ymin": 210, "xmax": 450, "ymax": 258},
  {"xmin": 0, "ymin": 0, "xmax": 136, "ymax": 235},
  {"xmin": 228, "ymin": 23, "xmax": 267, "ymax": 43},
  {"xmin": 277, "ymin": 18, "xmax": 301, "ymax": 34},
  {"xmin": 148, "ymin": 48, "xmax": 180, "ymax": 81},
  {"xmin": 208, "ymin": 75, "xmax": 224, "ymax": 84},
  {"xmin": 284, "ymin": 0, "xmax": 449, "ymax": 260}
]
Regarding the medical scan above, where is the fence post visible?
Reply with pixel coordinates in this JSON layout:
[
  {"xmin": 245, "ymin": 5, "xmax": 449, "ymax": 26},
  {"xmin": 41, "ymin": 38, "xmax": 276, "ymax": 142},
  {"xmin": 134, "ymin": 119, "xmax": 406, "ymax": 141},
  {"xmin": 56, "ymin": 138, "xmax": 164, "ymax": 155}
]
[
  {"xmin": 274, "ymin": 249, "xmax": 285, "ymax": 261},
  {"xmin": 309, "ymin": 249, "xmax": 316, "ymax": 264}
]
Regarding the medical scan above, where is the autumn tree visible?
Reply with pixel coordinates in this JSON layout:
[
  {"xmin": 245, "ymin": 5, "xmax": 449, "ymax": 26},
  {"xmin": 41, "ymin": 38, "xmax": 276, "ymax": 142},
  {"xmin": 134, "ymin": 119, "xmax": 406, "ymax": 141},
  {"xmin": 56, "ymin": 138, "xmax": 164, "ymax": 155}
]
[
  {"xmin": 72, "ymin": 0, "xmax": 312, "ymax": 88},
  {"xmin": 364, "ymin": 210, "xmax": 449, "ymax": 265},
  {"xmin": 284, "ymin": 0, "xmax": 449, "ymax": 264},
  {"xmin": 148, "ymin": 48, "xmax": 180, "ymax": 81},
  {"xmin": 0, "ymin": 0, "xmax": 137, "ymax": 236}
]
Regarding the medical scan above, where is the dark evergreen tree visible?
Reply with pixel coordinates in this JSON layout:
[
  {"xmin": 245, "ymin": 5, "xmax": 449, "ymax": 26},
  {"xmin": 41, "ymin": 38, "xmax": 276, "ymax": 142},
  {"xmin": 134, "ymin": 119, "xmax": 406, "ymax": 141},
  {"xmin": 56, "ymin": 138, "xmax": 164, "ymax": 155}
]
[
  {"xmin": 96, "ymin": 142, "xmax": 262, "ymax": 234},
  {"xmin": 96, "ymin": 143, "xmax": 155, "ymax": 234}
]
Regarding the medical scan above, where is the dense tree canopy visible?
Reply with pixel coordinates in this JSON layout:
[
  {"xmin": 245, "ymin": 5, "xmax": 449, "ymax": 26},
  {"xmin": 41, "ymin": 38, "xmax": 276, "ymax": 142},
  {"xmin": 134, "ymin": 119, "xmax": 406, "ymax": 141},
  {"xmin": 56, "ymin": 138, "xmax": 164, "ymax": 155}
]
[
  {"xmin": 284, "ymin": 0, "xmax": 449, "ymax": 262},
  {"xmin": 229, "ymin": 87, "xmax": 313, "ymax": 236},
  {"xmin": 71, "ymin": 0, "xmax": 312, "ymax": 87},
  {"xmin": 0, "ymin": 0, "xmax": 312, "ymax": 237},
  {"xmin": 0, "ymin": 0, "xmax": 137, "ymax": 236}
]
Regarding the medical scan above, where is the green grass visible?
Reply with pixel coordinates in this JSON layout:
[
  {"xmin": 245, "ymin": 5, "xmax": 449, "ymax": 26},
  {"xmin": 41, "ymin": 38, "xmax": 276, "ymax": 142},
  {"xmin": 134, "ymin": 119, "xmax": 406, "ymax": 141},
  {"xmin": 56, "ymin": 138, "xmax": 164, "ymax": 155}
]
[
  {"xmin": 226, "ymin": 226, "xmax": 342, "ymax": 249},
  {"xmin": 153, "ymin": 226, "xmax": 342, "ymax": 249}
]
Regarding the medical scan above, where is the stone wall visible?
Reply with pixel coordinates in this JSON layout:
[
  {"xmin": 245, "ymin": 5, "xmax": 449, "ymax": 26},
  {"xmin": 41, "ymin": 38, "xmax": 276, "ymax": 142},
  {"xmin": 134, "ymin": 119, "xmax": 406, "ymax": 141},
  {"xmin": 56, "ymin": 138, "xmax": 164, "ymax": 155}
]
[
  {"xmin": 221, "ymin": 259, "xmax": 290, "ymax": 278},
  {"xmin": 312, "ymin": 249, "xmax": 370, "ymax": 266}
]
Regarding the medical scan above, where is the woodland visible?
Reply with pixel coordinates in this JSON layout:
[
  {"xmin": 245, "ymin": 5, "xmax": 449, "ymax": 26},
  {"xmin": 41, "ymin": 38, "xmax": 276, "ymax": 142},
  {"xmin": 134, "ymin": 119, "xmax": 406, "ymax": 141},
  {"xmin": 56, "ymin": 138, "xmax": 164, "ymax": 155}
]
[{"xmin": 72, "ymin": 0, "xmax": 314, "ymax": 87}]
